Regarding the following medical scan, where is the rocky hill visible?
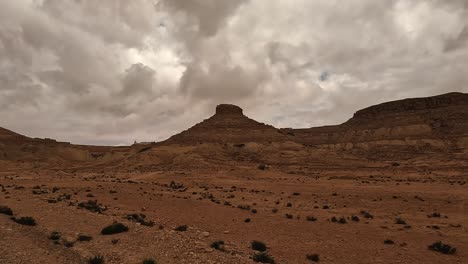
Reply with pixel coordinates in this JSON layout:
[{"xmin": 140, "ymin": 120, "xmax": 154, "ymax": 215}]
[
  {"xmin": 0, "ymin": 92, "xmax": 467, "ymax": 171},
  {"xmin": 164, "ymin": 104, "xmax": 292, "ymax": 144}
]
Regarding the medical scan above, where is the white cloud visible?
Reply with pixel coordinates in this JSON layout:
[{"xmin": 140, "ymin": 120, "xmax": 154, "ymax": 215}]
[{"xmin": 0, "ymin": 0, "xmax": 467, "ymax": 145}]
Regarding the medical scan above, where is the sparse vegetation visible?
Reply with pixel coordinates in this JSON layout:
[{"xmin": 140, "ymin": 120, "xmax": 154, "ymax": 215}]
[
  {"xmin": 395, "ymin": 217, "xmax": 406, "ymax": 225},
  {"xmin": 428, "ymin": 212, "xmax": 441, "ymax": 218},
  {"xmin": 253, "ymin": 252, "xmax": 275, "ymax": 263},
  {"xmin": 306, "ymin": 216, "xmax": 317, "ymax": 222},
  {"xmin": 360, "ymin": 210, "xmax": 374, "ymax": 219},
  {"xmin": 0, "ymin": 205, "xmax": 13, "ymax": 216},
  {"xmin": 77, "ymin": 234, "xmax": 93, "ymax": 242},
  {"xmin": 331, "ymin": 216, "xmax": 347, "ymax": 224},
  {"xmin": 384, "ymin": 239, "xmax": 395, "ymax": 245},
  {"xmin": 11, "ymin": 216, "xmax": 36, "ymax": 226},
  {"xmin": 428, "ymin": 241, "xmax": 456, "ymax": 255},
  {"xmin": 211, "ymin": 240, "xmax": 225, "ymax": 251},
  {"xmin": 88, "ymin": 255, "xmax": 105, "ymax": 264},
  {"xmin": 49, "ymin": 231, "xmax": 61, "ymax": 240},
  {"xmin": 101, "ymin": 222, "xmax": 128, "ymax": 235},
  {"xmin": 142, "ymin": 258, "xmax": 156, "ymax": 264},
  {"xmin": 237, "ymin": 204, "xmax": 251, "ymax": 210},
  {"xmin": 251, "ymin": 240, "xmax": 267, "ymax": 252},
  {"xmin": 306, "ymin": 254, "xmax": 320, "ymax": 262},
  {"xmin": 174, "ymin": 225, "xmax": 188, "ymax": 231}
]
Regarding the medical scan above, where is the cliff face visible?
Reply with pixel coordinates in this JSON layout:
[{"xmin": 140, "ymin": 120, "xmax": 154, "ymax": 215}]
[
  {"xmin": 164, "ymin": 104, "xmax": 291, "ymax": 144},
  {"xmin": 286, "ymin": 92, "xmax": 468, "ymax": 154},
  {"xmin": 1, "ymin": 92, "xmax": 467, "ymax": 171}
]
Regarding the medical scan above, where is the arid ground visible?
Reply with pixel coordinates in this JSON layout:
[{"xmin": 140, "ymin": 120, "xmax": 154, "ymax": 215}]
[{"xmin": 1, "ymin": 93, "xmax": 467, "ymax": 263}]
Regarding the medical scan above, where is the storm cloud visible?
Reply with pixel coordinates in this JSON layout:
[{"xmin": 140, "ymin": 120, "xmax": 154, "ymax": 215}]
[{"xmin": 0, "ymin": 0, "xmax": 467, "ymax": 145}]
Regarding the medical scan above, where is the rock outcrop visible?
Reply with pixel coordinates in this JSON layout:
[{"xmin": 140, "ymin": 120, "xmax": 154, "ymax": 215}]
[
  {"xmin": 164, "ymin": 104, "xmax": 291, "ymax": 144},
  {"xmin": 284, "ymin": 92, "xmax": 468, "ymax": 156}
]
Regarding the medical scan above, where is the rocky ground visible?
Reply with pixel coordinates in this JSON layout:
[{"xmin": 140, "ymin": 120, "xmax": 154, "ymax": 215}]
[{"xmin": 1, "ymin": 168, "xmax": 466, "ymax": 264}]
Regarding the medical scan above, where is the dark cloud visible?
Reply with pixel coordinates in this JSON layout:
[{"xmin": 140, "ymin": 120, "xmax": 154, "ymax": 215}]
[{"xmin": 0, "ymin": 0, "xmax": 467, "ymax": 145}]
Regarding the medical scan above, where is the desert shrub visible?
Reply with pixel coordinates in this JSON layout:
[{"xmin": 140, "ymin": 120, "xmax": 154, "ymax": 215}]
[
  {"xmin": 360, "ymin": 210, "xmax": 374, "ymax": 219},
  {"xmin": 88, "ymin": 255, "xmax": 104, "ymax": 264},
  {"xmin": 395, "ymin": 217, "xmax": 406, "ymax": 225},
  {"xmin": 428, "ymin": 241, "xmax": 456, "ymax": 255},
  {"xmin": 101, "ymin": 222, "xmax": 128, "ymax": 235},
  {"xmin": 306, "ymin": 216, "xmax": 317, "ymax": 222},
  {"xmin": 174, "ymin": 225, "xmax": 188, "ymax": 231},
  {"xmin": 142, "ymin": 258, "xmax": 156, "ymax": 264},
  {"xmin": 306, "ymin": 254, "xmax": 320, "ymax": 262},
  {"xmin": 251, "ymin": 209, "xmax": 258, "ymax": 214},
  {"xmin": 49, "ymin": 231, "xmax": 61, "ymax": 240},
  {"xmin": 211, "ymin": 240, "xmax": 225, "ymax": 251},
  {"xmin": 285, "ymin": 214, "xmax": 293, "ymax": 219},
  {"xmin": 351, "ymin": 215, "xmax": 360, "ymax": 222},
  {"xmin": 169, "ymin": 181, "xmax": 184, "ymax": 190},
  {"xmin": 237, "ymin": 204, "xmax": 251, "ymax": 210},
  {"xmin": 244, "ymin": 218, "xmax": 251, "ymax": 223},
  {"xmin": 286, "ymin": 203, "xmax": 292, "ymax": 207},
  {"xmin": 384, "ymin": 239, "xmax": 394, "ymax": 245},
  {"xmin": 428, "ymin": 212, "xmax": 441, "ymax": 218},
  {"xmin": 12, "ymin": 216, "xmax": 36, "ymax": 226},
  {"xmin": 63, "ymin": 239, "xmax": 75, "ymax": 248},
  {"xmin": 251, "ymin": 240, "xmax": 267, "ymax": 252},
  {"xmin": 0, "ymin": 206, "xmax": 13, "ymax": 216},
  {"xmin": 338, "ymin": 217, "xmax": 347, "ymax": 224},
  {"xmin": 253, "ymin": 252, "xmax": 275, "ymax": 263},
  {"xmin": 78, "ymin": 234, "xmax": 93, "ymax": 242},
  {"xmin": 257, "ymin": 164, "xmax": 268, "ymax": 170}
]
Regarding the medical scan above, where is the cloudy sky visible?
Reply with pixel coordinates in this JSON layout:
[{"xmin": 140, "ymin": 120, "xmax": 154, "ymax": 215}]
[{"xmin": 0, "ymin": 0, "xmax": 467, "ymax": 145}]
